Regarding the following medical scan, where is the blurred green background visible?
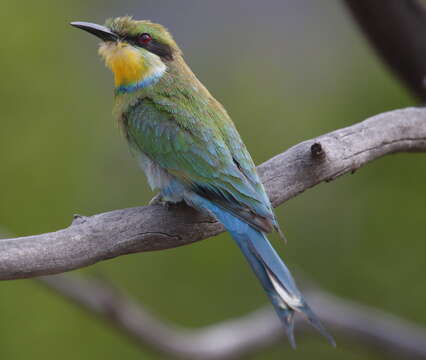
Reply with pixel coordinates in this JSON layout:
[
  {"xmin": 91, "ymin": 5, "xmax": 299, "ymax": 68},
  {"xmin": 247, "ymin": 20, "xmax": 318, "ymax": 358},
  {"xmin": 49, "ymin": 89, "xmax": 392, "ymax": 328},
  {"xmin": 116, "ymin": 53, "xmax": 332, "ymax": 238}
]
[{"xmin": 0, "ymin": 0, "xmax": 424, "ymax": 359}]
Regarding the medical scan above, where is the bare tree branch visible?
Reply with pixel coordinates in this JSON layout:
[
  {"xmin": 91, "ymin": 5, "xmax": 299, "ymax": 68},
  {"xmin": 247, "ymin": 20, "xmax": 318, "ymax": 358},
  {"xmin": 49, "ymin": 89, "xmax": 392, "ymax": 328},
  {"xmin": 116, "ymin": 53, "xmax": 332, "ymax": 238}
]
[
  {"xmin": 343, "ymin": 0, "xmax": 426, "ymax": 101},
  {"xmin": 39, "ymin": 274, "xmax": 426, "ymax": 360},
  {"xmin": 0, "ymin": 107, "xmax": 425, "ymax": 280}
]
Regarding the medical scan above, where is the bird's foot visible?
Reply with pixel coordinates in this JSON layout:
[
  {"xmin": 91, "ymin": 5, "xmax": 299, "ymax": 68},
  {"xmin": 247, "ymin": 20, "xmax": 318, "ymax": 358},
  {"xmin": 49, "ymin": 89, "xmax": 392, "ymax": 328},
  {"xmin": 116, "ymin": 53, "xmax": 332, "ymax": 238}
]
[
  {"xmin": 149, "ymin": 193, "xmax": 169, "ymax": 206},
  {"xmin": 149, "ymin": 194, "xmax": 182, "ymax": 210}
]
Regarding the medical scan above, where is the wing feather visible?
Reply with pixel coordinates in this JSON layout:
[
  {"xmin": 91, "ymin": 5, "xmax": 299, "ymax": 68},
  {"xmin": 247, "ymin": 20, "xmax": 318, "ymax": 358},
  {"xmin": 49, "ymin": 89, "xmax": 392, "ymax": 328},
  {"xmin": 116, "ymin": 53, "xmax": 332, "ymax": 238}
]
[{"xmin": 125, "ymin": 97, "xmax": 276, "ymax": 233}]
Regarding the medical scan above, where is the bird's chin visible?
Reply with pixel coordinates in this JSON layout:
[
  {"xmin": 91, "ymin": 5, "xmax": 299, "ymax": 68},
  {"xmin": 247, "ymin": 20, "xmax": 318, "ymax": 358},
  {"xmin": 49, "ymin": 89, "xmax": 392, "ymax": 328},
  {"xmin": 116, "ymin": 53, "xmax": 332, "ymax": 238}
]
[{"xmin": 98, "ymin": 41, "xmax": 130, "ymax": 59}]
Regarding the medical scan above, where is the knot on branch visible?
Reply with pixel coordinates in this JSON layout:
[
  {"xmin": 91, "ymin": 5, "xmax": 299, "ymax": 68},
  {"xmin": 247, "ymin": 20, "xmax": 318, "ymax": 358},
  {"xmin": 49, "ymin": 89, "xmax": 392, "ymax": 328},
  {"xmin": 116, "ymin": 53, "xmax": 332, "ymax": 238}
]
[{"xmin": 311, "ymin": 142, "xmax": 325, "ymax": 160}]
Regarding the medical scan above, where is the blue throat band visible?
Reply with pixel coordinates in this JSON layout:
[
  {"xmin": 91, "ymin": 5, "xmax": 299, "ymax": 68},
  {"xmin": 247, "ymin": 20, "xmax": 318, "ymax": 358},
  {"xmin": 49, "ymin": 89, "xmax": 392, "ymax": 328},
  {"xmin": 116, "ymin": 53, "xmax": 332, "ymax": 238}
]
[{"xmin": 115, "ymin": 72, "xmax": 163, "ymax": 94}]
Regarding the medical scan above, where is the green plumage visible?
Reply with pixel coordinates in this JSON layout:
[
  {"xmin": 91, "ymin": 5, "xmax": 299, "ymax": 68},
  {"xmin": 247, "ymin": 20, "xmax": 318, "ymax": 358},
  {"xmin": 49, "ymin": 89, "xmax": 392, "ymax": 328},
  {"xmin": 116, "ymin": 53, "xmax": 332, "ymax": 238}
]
[
  {"xmin": 117, "ymin": 55, "xmax": 277, "ymax": 233},
  {"xmin": 71, "ymin": 17, "xmax": 334, "ymax": 345}
]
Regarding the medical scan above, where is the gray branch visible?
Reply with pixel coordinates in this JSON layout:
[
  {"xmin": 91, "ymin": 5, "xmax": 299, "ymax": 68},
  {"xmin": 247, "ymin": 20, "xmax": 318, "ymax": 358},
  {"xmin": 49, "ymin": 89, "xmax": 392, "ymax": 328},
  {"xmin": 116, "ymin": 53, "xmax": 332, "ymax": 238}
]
[
  {"xmin": 1, "ymin": 107, "xmax": 426, "ymax": 280},
  {"xmin": 39, "ymin": 274, "xmax": 426, "ymax": 359}
]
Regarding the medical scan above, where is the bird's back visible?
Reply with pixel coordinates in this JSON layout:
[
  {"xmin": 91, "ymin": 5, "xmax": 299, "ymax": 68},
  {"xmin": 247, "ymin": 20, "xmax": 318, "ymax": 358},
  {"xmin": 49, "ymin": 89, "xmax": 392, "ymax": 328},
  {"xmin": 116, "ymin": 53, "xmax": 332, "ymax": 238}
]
[{"xmin": 116, "ymin": 55, "xmax": 278, "ymax": 234}]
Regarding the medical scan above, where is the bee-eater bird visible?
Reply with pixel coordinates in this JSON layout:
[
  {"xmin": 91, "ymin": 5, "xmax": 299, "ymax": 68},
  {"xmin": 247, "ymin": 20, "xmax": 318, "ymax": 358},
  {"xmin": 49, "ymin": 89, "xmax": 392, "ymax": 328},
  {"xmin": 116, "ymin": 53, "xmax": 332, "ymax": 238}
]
[{"xmin": 71, "ymin": 17, "xmax": 334, "ymax": 347}]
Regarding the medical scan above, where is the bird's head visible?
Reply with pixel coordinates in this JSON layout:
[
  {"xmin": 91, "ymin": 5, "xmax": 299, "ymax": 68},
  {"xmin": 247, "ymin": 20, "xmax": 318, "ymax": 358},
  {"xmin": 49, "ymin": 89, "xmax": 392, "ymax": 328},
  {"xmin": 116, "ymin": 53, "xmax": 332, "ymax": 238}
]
[{"xmin": 71, "ymin": 17, "xmax": 180, "ymax": 91}]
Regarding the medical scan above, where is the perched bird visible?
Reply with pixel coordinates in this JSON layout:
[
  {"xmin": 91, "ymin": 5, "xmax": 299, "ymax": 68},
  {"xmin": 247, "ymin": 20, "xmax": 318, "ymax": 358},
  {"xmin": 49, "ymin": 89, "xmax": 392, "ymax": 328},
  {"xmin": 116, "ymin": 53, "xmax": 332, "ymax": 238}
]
[{"xmin": 71, "ymin": 17, "xmax": 334, "ymax": 347}]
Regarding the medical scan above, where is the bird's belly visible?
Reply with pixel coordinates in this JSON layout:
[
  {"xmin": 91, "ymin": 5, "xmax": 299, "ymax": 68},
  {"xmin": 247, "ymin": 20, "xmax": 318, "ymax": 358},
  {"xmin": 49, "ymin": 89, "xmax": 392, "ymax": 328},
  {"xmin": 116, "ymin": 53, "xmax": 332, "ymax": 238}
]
[
  {"xmin": 138, "ymin": 153, "xmax": 171, "ymax": 190},
  {"xmin": 137, "ymin": 153, "xmax": 184, "ymax": 203}
]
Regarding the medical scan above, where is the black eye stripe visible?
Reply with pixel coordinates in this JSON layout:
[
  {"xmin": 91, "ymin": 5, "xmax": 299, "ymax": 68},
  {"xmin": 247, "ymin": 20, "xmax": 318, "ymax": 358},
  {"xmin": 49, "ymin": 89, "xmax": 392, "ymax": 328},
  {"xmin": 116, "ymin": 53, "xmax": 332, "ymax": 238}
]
[{"xmin": 126, "ymin": 35, "xmax": 173, "ymax": 61}]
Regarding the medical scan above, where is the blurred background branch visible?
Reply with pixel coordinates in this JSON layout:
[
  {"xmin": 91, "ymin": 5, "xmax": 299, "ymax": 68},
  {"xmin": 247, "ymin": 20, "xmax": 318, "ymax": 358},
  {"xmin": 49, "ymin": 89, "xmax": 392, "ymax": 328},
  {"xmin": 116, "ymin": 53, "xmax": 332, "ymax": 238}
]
[
  {"xmin": 38, "ymin": 274, "xmax": 426, "ymax": 359},
  {"xmin": 1, "ymin": 107, "xmax": 425, "ymax": 280},
  {"xmin": 344, "ymin": 0, "xmax": 426, "ymax": 101}
]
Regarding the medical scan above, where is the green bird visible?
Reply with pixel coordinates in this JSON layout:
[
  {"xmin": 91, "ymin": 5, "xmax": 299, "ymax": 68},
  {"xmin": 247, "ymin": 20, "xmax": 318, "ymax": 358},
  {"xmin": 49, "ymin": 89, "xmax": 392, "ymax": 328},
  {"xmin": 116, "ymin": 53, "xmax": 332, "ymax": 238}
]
[{"xmin": 71, "ymin": 17, "xmax": 334, "ymax": 347}]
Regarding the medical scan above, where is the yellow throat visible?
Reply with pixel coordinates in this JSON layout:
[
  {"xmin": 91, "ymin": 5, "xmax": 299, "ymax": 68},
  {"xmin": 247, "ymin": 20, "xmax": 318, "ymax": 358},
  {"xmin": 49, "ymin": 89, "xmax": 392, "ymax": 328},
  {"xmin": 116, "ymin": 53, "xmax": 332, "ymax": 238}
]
[{"xmin": 99, "ymin": 42, "xmax": 147, "ymax": 87}]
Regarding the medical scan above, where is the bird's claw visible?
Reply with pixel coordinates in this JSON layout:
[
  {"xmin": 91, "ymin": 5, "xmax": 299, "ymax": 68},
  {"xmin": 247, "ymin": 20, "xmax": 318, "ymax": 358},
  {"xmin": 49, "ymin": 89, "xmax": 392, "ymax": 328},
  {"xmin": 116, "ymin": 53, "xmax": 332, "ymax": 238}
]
[
  {"xmin": 149, "ymin": 193, "xmax": 164, "ymax": 206},
  {"xmin": 149, "ymin": 194, "xmax": 179, "ymax": 210}
]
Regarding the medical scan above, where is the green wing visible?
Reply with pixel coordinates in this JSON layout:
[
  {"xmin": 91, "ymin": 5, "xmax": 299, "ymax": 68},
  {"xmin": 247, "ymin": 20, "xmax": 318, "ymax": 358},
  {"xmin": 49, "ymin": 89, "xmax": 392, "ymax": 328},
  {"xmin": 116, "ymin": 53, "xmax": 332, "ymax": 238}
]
[{"xmin": 124, "ymin": 96, "xmax": 275, "ymax": 232}]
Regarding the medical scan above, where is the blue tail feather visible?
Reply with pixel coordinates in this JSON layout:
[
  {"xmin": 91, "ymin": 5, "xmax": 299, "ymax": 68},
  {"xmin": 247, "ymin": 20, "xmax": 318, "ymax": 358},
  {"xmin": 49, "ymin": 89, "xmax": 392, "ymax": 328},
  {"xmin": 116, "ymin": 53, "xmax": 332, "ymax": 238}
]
[{"xmin": 185, "ymin": 191, "xmax": 335, "ymax": 347}]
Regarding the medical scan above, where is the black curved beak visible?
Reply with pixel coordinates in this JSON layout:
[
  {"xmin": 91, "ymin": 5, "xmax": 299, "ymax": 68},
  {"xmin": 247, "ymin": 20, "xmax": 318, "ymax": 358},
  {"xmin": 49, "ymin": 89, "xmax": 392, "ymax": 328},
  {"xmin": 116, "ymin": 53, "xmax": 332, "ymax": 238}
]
[{"xmin": 70, "ymin": 21, "xmax": 118, "ymax": 42}]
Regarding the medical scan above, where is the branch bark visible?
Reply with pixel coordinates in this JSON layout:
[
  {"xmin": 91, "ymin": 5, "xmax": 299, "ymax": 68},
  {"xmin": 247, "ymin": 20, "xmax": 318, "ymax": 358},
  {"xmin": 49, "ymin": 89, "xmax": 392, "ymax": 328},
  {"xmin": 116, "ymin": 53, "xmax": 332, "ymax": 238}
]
[
  {"xmin": 39, "ymin": 274, "xmax": 426, "ymax": 360},
  {"xmin": 1, "ymin": 107, "xmax": 425, "ymax": 280},
  {"xmin": 344, "ymin": 0, "xmax": 426, "ymax": 101}
]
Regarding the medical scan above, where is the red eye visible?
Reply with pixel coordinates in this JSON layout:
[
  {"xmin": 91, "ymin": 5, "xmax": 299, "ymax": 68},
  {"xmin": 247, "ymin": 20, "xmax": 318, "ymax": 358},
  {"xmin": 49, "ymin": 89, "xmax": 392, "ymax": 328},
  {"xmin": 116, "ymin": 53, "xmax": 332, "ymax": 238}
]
[{"xmin": 138, "ymin": 33, "xmax": 152, "ymax": 45}]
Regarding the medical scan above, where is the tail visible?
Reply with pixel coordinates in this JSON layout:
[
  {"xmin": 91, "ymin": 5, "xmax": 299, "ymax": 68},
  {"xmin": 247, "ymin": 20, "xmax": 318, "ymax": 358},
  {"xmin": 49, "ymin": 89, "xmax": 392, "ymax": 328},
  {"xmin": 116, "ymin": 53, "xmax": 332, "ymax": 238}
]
[{"xmin": 186, "ymin": 192, "xmax": 335, "ymax": 347}]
